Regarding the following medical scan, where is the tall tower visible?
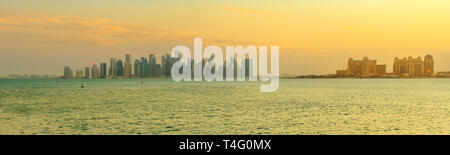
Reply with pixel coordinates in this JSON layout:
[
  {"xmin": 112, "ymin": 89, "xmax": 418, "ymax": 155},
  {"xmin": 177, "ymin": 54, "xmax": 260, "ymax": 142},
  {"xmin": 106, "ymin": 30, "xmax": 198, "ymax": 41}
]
[
  {"xmin": 125, "ymin": 54, "xmax": 131, "ymax": 63},
  {"xmin": 92, "ymin": 63, "xmax": 100, "ymax": 79},
  {"xmin": 161, "ymin": 55, "xmax": 166, "ymax": 76},
  {"xmin": 100, "ymin": 63, "xmax": 107, "ymax": 78},
  {"xmin": 75, "ymin": 70, "xmax": 84, "ymax": 78},
  {"xmin": 64, "ymin": 66, "xmax": 71, "ymax": 78},
  {"xmin": 140, "ymin": 57, "xmax": 149, "ymax": 77},
  {"xmin": 149, "ymin": 54, "xmax": 156, "ymax": 77},
  {"xmin": 124, "ymin": 54, "xmax": 132, "ymax": 78},
  {"xmin": 165, "ymin": 54, "xmax": 172, "ymax": 77},
  {"xmin": 424, "ymin": 54, "xmax": 434, "ymax": 76},
  {"xmin": 134, "ymin": 59, "xmax": 140, "ymax": 78},
  {"xmin": 110, "ymin": 58, "xmax": 117, "ymax": 78},
  {"xmin": 116, "ymin": 59, "xmax": 124, "ymax": 77},
  {"xmin": 84, "ymin": 66, "xmax": 91, "ymax": 79}
]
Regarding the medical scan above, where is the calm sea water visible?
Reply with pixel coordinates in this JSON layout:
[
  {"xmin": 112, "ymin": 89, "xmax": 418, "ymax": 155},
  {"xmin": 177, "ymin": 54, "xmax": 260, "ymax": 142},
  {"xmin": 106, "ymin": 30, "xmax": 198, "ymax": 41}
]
[{"xmin": 0, "ymin": 79, "xmax": 448, "ymax": 135}]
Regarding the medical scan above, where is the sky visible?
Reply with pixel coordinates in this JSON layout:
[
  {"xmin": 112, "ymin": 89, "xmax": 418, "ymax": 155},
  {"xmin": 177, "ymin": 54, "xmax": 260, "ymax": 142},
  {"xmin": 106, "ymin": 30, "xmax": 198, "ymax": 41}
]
[{"xmin": 1, "ymin": 0, "xmax": 450, "ymax": 76}]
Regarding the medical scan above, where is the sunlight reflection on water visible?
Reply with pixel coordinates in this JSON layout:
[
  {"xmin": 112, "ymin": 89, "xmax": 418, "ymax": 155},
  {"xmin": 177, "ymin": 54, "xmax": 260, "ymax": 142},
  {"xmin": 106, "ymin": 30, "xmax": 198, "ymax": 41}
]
[{"xmin": 0, "ymin": 79, "xmax": 448, "ymax": 135}]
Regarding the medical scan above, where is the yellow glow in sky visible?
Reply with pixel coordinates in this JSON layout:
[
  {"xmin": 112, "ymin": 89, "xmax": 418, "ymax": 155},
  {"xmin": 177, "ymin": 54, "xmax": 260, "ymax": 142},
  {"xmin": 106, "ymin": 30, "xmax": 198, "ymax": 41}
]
[{"xmin": 0, "ymin": 0, "xmax": 450, "ymax": 75}]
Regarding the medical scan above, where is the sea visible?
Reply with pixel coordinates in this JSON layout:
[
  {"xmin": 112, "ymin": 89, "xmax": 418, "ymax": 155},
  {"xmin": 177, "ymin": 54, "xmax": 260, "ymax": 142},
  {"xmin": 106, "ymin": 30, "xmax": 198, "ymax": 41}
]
[{"xmin": 0, "ymin": 78, "xmax": 448, "ymax": 135}]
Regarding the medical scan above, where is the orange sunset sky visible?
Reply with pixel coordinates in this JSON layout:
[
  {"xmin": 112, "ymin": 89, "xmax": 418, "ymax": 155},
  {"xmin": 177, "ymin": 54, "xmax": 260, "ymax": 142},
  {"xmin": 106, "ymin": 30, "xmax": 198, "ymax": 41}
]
[{"xmin": 1, "ymin": 0, "xmax": 450, "ymax": 76}]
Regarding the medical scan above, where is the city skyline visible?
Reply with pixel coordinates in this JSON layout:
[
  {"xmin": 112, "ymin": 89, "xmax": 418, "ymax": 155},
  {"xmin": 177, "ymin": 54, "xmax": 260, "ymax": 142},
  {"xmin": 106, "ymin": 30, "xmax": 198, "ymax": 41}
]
[
  {"xmin": 59, "ymin": 52, "xmax": 449, "ymax": 79},
  {"xmin": 1, "ymin": 1, "xmax": 449, "ymax": 138},
  {"xmin": 2, "ymin": 49, "xmax": 449, "ymax": 79},
  {"xmin": 63, "ymin": 53, "xmax": 177, "ymax": 79},
  {"xmin": 61, "ymin": 52, "xmax": 258, "ymax": 79},
  {"xmin": 2, "ymin": 1, "xmax": 450, "ymax": 76}
]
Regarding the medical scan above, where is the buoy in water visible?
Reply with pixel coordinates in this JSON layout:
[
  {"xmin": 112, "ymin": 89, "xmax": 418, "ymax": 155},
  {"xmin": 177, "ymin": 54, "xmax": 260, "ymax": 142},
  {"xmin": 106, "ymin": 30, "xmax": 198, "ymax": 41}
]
[{"xmin": 81, "ymin": 83, "xmax": 84, "ymax": 88}]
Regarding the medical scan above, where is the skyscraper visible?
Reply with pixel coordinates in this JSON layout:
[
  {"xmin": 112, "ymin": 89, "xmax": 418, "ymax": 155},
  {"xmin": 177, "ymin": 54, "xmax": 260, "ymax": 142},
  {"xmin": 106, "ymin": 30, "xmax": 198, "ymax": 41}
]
[
  {"xmin": 125, "ymin": 54, "xmax": 131, "ymax": 64},
  {"xmin": 124, "ymin": 54, "xmax": 132, "ymax": 78},
  {"xmin": 155, "ymin": 64, "xmax": 162, "ymax": 77},
  {"xmin": 140, "ymin": 57, "xmax": 149, "ymax": 77},
  {"xmin": 134, "ymin": 59, "xmax": 140, "ymax": 78},
  {"xmin": 161, "ymin": 55, "xmax": 166, "ymax": 77},
  {"xmin": 149, "ymin": 54, "xmax": 156, "ymax": 77},
  {"xmin": 244, "ymin": 58, "xmax": 254, "ymax": 77},
  {"xmin": 100, "ymin": 63, "xmax": 107, "ymax": 78},
  {"xmin": 92, "ymin": 63, "xmax": 100, "ymax": 79},
  {"xmin": 161, "ymin": 54, "xmax": 174, "ymax": 77},
  {"xmin": 124, "ymin": 62, "xmax": 131, "ymax": 78},
  {"xmin": 116, "ymin": 59, "xmax": 124, "ymax": 77},
  {"xmin": 75, "ymin": 70, "xmax": 84, "ymax": 78},
  {"xmin": 167, "ymin": 54, "xmax": 175, "ymax": 77},
  {"xmin": 84, "ymin": 66, "xmax": 91, "ymax": 79},
  {"xmin": 64, "ymin": 66, "xmax": 71, "ymax": 78},
  {"xmin": 424, "ymin": 55, "xmax": 434, "ymax": 76},
  {"xmin": 224, "ymin": 56, "xmax": 238, "ymax": 79},
  {"xmin": 109, "ymin": 58, "xmax": 117, "ymax": 78}
]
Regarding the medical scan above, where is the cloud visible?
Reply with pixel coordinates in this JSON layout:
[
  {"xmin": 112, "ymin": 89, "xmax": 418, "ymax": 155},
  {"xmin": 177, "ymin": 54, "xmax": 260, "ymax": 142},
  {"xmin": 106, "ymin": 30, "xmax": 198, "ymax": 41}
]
[
  {"xmin": 0, "ymin": 12, "xmax": 270, "ymax": 48},
  {"xmin": 0, "ymin": 14, "xmax": 201, "ymax": 46},
  {"xmin": 219, "ymin": 6, "xmax": 282, "ymax": 17}
]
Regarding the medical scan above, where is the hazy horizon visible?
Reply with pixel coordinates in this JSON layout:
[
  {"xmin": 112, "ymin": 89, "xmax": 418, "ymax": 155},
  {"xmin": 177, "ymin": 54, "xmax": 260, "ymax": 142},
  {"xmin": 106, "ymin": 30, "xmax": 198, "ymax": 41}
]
[{"xmin": 2, "ymin": 0, "xmax": 450, "ymax": 76}]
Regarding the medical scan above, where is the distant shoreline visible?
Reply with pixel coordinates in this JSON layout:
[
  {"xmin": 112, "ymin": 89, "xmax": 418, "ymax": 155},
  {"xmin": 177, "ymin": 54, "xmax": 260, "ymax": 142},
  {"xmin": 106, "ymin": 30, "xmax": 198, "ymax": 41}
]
[{"xmin": 1, "ymin": 77, "xmax": 450, "ymax": 80}]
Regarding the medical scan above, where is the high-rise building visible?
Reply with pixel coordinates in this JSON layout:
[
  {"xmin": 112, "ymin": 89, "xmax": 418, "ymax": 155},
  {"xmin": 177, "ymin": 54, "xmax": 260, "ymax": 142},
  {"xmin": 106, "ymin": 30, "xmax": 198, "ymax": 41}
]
[
  {"xmin": 139, "ymin": 57, "xmax": 149, "ymax": 77},
  {"xmin": 161, "ymin": 54, "xmax": 175, "ymax": 77},
  {"xmin": 84, "ymin": 66, "xmax": 91, "ymax": 79},
  {"xmin": 244, "ymin": 58, "xmax": 255, "ymax": 77},
  {"xmin": 168, "ymin": 54, "xmax": 175, "ymax": 77},
  {"xmin": 124, "ymin": 62, "xmax": 131, "ymax": 78},
  {"xmin": 224, "ymin": 57, "xmax": 238, "ymax": 79},
  {"xmin": 155, "ymin": 64, "xmax": 162, "ymax": 77},
  {"xmin": 424, "ymin": 55, "xmax": 434, "ymax": 76},
  {"xmin": 116, "ymin": 59, "xmax": 124, "ymax": 77},
  {"xmin": 166, "ymin": 54, "xmax": 171, "ymax": 77},
  {"xmin": 75, "ymin": 70, "xmax": 84, "ymax": 78},
  {"xmin": 64, "ymin": 66, "xmax": 72, "ymax": 78},
  {"xmin": 109, "ymin": 58, "xmax": 117, "ymax": 78},
  {"xmin": 169, "ymin": 54, "xmax": 177, "ymax": 77},
  {"xmin": 149, "ymin": 54, "xmax": 156, "ymax": 77},
  {"xmin": 134, "ymin": 59, "xmax": 140, "ymax": 78},
  {"xmin": 125, "ymin": 54, "xmax": 131, "ymax": 64},
  {"xmin": 91, "ymin": 63, "xmax": 100, "ymax": 79},
  {"xmin": 161, "ymin": 55, "xmax": 166, "ymax": 77},
  {"xmin": 124, "ymin": 54, "xmax": 132, "ymax": 78},
  {"xmin": 100, "ymin": 63, "xmax": 107, "ymax": 78}
]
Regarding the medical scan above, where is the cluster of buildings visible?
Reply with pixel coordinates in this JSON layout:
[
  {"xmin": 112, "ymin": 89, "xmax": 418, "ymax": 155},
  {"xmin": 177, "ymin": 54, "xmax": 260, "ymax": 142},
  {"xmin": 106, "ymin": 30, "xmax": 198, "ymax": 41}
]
[
  {"xmin": 63, "ymin": 53, "xmax": 254, "ymax": 79},
  {"xmin": 336, "ymin": 57, "xmax": 387, "ymax": 77},
  {"xmin": 336, "ymin": 54, "xmax": 449, "ymax": 78},
  {"xmin": 63, "ymin": 53, "xmax": 448, "ymax": 79},
  {"xmin": 4, "ymin": 74, "xmax": 59, "ymax": 79},
  {"xmin": 64, "ymin": 54, "xmax": 177, "ymax": 79}
]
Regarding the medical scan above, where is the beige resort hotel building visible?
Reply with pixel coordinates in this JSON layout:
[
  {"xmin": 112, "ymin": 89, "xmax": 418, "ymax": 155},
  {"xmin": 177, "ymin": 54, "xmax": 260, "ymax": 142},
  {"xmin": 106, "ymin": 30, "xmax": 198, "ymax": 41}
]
[{"xmin": 336, "ymin": 55, "xmax": 436, "ymax": 78}]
